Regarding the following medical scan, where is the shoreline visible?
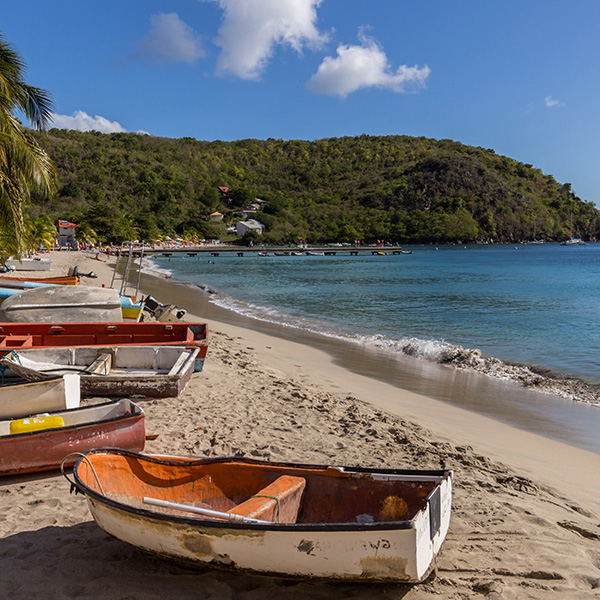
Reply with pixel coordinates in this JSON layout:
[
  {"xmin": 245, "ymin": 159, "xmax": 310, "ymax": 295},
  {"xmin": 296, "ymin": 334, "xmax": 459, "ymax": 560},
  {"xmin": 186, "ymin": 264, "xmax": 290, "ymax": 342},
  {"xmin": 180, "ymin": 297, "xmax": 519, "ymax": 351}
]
[
  {"xmin": 136, "ymin": 264, "xmax": 600, "ymax": 455},
  {"xmin": 1, "ymin": 249, "xmax": 599, "ymax": 599}
]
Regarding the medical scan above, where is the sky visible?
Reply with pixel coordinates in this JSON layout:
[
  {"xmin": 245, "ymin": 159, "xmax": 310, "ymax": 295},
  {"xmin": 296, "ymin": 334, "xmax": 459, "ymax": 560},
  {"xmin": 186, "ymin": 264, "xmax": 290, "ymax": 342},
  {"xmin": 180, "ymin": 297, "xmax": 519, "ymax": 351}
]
[{"xmin": 3, "ymin": 0, "xmax": 600, "ymax": 206}]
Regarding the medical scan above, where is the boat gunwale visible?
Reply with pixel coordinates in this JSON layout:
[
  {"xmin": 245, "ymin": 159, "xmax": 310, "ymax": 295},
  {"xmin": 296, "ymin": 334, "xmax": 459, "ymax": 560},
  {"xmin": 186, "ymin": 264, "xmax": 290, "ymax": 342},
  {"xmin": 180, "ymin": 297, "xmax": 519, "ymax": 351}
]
[
  {"xmin": 1, "ymin": 400, "xmax": 144, "ymax": 440},
  {"xmin": 73, "ymin": 448, "xmax": 452, "ymax": 533}
]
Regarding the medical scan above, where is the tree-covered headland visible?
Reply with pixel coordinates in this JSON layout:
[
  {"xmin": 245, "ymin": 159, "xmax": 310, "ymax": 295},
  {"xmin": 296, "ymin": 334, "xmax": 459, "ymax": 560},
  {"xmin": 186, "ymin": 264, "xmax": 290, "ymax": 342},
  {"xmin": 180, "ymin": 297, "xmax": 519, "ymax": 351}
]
[{"xmin": 30, "ymin": 130, "xmax": 600, "ymax": 245}]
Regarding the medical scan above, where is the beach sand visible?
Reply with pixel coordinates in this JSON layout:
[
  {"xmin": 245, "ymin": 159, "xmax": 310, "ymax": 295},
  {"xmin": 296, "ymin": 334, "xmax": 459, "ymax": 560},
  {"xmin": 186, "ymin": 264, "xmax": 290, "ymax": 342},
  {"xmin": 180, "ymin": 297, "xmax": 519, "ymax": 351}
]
[{"xmin": 0, "ymin": 249, "xmax": 599, "ymax": 599}]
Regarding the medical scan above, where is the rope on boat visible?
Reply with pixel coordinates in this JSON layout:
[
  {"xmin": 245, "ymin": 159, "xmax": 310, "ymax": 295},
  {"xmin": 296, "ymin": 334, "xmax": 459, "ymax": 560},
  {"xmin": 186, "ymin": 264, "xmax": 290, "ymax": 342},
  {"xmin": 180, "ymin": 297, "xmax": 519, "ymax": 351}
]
[
  {"xmin": 249, "ymin": 494, "xmax": 281, "ymax": 523},
  {"xmin": 61, "ymin": 453, "xmax": 105, "ymax": 496}
]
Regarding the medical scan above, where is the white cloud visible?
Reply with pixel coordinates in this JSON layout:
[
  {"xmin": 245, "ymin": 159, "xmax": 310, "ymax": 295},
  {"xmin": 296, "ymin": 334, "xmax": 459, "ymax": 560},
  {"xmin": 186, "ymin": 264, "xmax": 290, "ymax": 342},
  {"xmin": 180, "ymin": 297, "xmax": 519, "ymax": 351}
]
[
  {"xmin": 209, "ymin": 0, "xmax": 328, "ymax": 80},
  {"xmin": 544, "ymin": 95, "xmax": 565, "ymax": 108},
  {"xmin": 307, "ymin": 29, "xmax": 430, "ymax": 98},
  {"xmin": 135, "ymin": 13, "xmax": 204, "ymax": 64},
  {"xmin": 50, "ymin": 111, "xmax": 127, "ymax": 133}
]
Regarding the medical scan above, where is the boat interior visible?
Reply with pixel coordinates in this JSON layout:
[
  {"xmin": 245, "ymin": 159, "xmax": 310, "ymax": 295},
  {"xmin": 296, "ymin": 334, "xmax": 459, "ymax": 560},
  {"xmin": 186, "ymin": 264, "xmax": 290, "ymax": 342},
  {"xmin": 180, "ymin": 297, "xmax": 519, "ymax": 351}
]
[
  {"xmin": 0, "ymin": 399, "xmax": 141, "ymax": 437},
  {"xmin": 4, "ymin": 346, "xmax": 198, "ymax": 376},
  {"xmin": 76, "ymin": 452, "xmax": 445, "ymax": 525}
]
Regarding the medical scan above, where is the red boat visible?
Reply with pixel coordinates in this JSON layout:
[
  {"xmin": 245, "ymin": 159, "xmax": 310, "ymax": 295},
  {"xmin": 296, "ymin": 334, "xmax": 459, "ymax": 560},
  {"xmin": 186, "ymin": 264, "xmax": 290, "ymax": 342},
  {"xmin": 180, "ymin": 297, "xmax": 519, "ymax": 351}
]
[
  {"xmin": 0, "ymin": 399, "xmax": 144, "ymax": 476},
  {"xmin": 0, "ymin": 322, "xmax": 208, "ymax": 371}
]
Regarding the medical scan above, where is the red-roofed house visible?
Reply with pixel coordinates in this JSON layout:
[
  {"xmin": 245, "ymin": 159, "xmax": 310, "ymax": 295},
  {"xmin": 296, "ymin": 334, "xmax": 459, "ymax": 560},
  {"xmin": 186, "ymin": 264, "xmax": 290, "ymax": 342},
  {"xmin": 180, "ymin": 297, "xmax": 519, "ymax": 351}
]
[
  {"xmin": 58, "ymin": 219, "xmax": 78, "ymax": 248},
  {"xmin": 217, "ymin": 186, "xmax": 230, "ymax": 201}
]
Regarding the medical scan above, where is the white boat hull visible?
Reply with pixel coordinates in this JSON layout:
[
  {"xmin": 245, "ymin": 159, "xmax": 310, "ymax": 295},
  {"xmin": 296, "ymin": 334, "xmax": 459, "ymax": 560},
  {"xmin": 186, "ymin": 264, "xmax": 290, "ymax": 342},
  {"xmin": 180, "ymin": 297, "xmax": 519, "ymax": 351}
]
[
  {"xmin": 84, "ymin": 473, "xmax": 452, "ymax": 582},
  {"xmin": 5, "ymin": 258, "xmax": 52, "ymax": 271},
  {"xmin": 0, "ymin": 374, "xmax": 80, "ymax": 419}
]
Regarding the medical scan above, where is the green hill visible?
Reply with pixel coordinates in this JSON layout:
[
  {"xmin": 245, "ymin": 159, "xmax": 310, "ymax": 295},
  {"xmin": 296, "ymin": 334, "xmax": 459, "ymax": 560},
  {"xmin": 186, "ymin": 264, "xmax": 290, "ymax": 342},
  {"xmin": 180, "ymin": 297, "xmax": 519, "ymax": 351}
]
[{"xmin": 30, "ymin": 130, "xmax": 599, "ymax": 244}]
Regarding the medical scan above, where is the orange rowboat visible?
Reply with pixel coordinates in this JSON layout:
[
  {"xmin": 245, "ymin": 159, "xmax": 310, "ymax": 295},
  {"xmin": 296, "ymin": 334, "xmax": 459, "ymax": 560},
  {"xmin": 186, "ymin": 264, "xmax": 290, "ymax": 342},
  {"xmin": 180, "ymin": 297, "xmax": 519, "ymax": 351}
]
[{"xmin": 68, "ymin": 450, "xmax": 452, "ymax": 582}]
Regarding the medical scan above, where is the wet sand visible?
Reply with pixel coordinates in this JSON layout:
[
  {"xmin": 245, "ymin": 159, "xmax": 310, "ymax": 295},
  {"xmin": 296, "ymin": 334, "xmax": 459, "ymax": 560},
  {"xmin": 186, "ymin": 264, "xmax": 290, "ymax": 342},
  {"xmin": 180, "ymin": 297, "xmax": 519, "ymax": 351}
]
[{"xmin": 0, "ymin": 249, "xmax": 599, "ymax": 599}]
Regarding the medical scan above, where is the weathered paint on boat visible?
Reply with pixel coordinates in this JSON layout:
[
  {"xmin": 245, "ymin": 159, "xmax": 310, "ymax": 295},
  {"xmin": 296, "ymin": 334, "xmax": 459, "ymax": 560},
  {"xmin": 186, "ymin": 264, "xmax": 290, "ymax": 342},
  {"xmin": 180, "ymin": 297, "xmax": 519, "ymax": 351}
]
[
  {"xmin": 0, "ymin": 400, "xmax": 144, "ymax": 476},
  {"xmin": 0, "ymin": 322, "xmax": 208, "ymax": 368},
  {"xmin": 1, "ymin": 345, "xmax": 200, "ymax": 398},
  {"xmin": 71, "ymin": 450, "xmax": 452, "ymax": 582},
  {"xmin": 0, "ymin": 374, "xmax": 80, "ymax": 419}
]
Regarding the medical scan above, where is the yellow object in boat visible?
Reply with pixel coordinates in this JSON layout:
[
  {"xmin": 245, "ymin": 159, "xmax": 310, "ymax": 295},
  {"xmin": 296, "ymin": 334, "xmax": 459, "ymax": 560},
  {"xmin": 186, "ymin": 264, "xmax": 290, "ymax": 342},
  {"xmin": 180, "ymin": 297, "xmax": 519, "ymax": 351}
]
[{"xmin": 10, "ymin": 415, "xmax": 65, "ymax": 434}]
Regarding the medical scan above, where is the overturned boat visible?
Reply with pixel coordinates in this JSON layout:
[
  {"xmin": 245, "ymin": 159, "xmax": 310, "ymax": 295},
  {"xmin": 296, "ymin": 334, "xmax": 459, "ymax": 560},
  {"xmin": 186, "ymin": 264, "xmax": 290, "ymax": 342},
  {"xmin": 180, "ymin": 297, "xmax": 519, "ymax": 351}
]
[
  {"xmin": 68, "ymin": 450, "xmax": 452, "ymax": 583},
  {"xmin": 0, "ymin": 286, "xmax": 143, "ymax": 322}
]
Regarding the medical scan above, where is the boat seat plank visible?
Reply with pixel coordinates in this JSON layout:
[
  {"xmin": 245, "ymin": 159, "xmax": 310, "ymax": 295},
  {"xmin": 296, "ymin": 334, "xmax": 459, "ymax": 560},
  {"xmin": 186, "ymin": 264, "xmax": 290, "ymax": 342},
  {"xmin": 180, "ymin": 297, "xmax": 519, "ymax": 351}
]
[
  {"xmin": 227, "ymin": 475, "xmax": 306, "ymax": 524},
  {"xmin": 86, "ymin": 353, "xmax": 112, "ymax": 375}
]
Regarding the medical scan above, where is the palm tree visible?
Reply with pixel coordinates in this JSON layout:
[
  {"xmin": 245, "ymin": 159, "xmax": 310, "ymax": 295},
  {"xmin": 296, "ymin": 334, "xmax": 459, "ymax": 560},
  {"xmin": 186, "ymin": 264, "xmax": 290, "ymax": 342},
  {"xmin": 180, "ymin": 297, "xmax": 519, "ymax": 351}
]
[
  {"xmin": 24, "ymin": 213, "xmax": 57, "ymax": 252},
  {"xmin": 0, "ymin": 33, "xmax": 56, "ymax": 257},
  {"xmin": 75, "ymin": 221, "xmax": 100, "ymax": 246}
]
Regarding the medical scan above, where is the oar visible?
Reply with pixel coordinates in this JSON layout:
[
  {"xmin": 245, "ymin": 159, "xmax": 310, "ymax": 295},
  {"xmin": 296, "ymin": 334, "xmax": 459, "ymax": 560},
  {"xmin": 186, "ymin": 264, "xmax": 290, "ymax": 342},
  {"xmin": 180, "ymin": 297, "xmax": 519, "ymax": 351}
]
[{"xmin": 142, "ymin": 497, "xmax": 270, "ymax": 524}]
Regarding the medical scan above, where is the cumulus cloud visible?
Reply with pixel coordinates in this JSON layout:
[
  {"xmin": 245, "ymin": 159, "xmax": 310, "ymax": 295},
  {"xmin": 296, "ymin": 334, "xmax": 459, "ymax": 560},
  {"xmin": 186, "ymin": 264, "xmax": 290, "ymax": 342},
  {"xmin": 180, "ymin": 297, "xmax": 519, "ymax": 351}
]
[
  {"xmin": 134, "ymin": 12, "xmax": 204, "ymax": 64},
  {"xmin": 307, "ymin": 29, "xmax": 430, "ymax": 98},
  {"xmin": 209, "ymin": 0, "xmax": 328, "ymax": 80},
  {"xmin": 50, "ymin": 111, "xmax": 127, "ymax": 134},
  {"xmin": 544, "ymin": 95, "xmax": 565, "ymax": 108}
]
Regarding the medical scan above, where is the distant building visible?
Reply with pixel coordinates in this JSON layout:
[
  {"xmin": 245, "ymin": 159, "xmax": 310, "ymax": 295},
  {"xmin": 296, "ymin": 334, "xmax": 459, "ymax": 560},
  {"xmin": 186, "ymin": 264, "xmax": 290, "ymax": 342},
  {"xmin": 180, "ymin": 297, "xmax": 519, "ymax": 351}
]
[
  {"xmin": 57, "ymin": 219, "xmax": 78, "ymax": 247},
  {"xmin": 217, "ymin": 186, "xmax": 230, "ymax": 200},
  {"xmin": 236, "ymin": 219, "xmax": 265, "ymax": 236},
  {"xmin": 209, "ymin": 211, "xmax": 224, "ymax": 221}
]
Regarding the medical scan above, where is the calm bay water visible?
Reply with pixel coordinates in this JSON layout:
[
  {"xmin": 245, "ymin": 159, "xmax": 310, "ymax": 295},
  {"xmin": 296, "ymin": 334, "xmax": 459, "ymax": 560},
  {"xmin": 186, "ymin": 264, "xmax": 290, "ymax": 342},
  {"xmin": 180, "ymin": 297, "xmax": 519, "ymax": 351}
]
[{"xmin": 147, "ymin": 243, "xmax": 600, "ymax": 386}]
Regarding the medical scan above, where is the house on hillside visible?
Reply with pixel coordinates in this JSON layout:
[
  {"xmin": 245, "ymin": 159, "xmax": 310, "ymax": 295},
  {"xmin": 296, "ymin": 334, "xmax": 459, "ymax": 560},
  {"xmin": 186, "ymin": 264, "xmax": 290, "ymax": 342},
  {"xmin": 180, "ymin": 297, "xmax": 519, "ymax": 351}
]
[
  {"xmin": 57, "ymin": 219, "xmax": 78, "ymax": 248},
  {"xmin": 209, "ymin": 211, "xmax": 224, "ymax": 221},
  {"xmin": 236, "ymin": 219, "xmax": 265, "ymax": 236}
]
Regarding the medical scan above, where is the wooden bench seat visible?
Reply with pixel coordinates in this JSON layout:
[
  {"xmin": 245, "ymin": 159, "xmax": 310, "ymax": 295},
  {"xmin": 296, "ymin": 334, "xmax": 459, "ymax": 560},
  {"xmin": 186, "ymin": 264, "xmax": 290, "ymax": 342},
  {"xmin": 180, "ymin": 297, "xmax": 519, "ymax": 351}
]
[{"xmin": 227, "ymin": 475, "xmax": 306, "ymax": 523}]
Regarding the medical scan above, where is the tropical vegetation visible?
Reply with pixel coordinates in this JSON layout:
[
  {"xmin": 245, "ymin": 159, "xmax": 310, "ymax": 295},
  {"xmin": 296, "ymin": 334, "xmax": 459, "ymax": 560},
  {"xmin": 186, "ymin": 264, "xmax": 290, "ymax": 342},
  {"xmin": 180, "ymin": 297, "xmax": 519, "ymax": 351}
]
[
  {"xmin": 0, "ymin": 34, "xmax": 56, "ymax": 259},
  {"xmin": 27, "ymin": 130, "xmax": 599, "ymax": 246}
]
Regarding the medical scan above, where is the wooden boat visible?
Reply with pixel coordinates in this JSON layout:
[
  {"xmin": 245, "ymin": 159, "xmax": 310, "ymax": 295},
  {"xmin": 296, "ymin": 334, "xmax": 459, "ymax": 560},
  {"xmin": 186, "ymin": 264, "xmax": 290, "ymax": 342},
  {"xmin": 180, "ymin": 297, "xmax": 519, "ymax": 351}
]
[
  {"xmin": 0, "ymin": 274, "xmax": 79, "ymax": 286},
  {"xmin": 1, "ymin": 345, "xmax": 200, "ymax": 398},
  {"xmin": 0, "ymin": 374, "xmax": 80, "ymax": 419},
  {"xmin": 5, "ymin": 257, "xmax": 52, "ymax": 271},
  {"xmin": 0, "ymin": 399, "xmax": 144, "ymax": 476},
  {"xmin": 0, "ymin": 322, "xmax": 208, "ymax": 372},
  {"xmin": 68, "ymin": 450, "xmax": 452, "ymax": 582},
  {"xmin": 0, "ymin": 286, "xmax": 143, "ymax": 322}
]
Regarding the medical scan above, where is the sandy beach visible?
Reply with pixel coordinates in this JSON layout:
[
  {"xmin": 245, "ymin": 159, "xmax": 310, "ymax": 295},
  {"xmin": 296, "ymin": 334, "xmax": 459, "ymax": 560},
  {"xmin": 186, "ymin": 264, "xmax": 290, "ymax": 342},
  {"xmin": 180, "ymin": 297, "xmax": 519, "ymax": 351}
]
[{"xmin": 0, "ymin": 249, "xmax": 599, "ymax": 599}]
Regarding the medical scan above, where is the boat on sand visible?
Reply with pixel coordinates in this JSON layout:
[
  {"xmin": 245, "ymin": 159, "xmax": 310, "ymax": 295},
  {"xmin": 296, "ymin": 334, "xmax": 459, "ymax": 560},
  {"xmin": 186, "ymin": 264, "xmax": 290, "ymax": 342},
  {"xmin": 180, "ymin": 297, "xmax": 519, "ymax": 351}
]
[
  {"xmin": 68, "ymin": 449, "xmax": 452, "ymax": 582},
  {"xmin": 5, "ymin": 257, "xmax": 52, "ymax": 271},
  {"xmin": 0, "ymin": 322, "xmax": 208, "ymax": 370},
  {"xmin": 0, "ymin": 274, "xmax": 78, "ymax": 286},
  {"xmin": 1, "ymin": 345, "xmax": 200, "ymax": 398},
  {"xmin": 0, "ymin": 374, "xmax": 80, "ymax": 419},
  {"xmin": 0, "ymin": 399, "xmax": 144, "ymax": 476},
  {"xmin": 0, "ymin": 286, "xmax": 143, "ymax": 322}
]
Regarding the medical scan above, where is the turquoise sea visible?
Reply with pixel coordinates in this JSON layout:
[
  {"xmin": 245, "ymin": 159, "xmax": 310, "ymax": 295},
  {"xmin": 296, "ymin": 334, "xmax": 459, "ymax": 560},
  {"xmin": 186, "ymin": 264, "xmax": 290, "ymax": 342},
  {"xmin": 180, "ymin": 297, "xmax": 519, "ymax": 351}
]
[
  {"xmin": 147, "ymin": 243, "xmax": 600, "ymax": 385},
  {"xmin": 141, "ymin": 242, "xmax": 600, "ymax": 453}
]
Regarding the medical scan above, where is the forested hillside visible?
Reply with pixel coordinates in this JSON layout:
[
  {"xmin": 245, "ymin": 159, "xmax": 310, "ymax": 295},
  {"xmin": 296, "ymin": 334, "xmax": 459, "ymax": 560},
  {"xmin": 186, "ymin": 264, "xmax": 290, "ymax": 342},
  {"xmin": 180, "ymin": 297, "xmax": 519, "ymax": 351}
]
[{"xmin": 30, "ymin": 130, "xmax": 599, "ymax": 244}]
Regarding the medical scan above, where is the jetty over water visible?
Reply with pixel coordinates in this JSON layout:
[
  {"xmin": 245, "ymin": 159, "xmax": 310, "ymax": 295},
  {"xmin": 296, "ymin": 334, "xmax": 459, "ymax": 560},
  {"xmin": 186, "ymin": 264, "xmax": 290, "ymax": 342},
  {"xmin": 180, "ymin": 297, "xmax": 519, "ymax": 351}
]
[{"xmin": 133, "ymin": 245, "xmax": 411, "ymax": 257}]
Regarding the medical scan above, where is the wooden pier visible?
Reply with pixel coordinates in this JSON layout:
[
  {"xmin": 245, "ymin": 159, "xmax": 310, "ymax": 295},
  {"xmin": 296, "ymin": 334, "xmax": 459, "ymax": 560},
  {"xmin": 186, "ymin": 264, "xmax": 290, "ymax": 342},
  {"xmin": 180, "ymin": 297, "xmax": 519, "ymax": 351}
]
[{"xmin": 132, "ymin": 245, "xmax": 411, "ymax": 258}]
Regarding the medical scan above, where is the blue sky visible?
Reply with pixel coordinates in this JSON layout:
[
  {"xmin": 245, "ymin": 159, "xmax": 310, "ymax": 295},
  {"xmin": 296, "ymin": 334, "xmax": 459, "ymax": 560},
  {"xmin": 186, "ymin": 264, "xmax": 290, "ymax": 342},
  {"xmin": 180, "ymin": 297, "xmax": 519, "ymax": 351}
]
[{"xmin": 3, "ymin": 1, "xmax": 600, "ymax": 205}]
